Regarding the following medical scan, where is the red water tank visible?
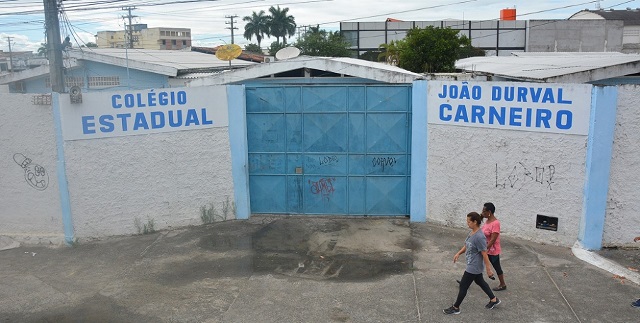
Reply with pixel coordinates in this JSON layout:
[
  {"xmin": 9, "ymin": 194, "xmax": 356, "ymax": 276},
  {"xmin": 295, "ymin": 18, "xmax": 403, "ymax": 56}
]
[{"xmin": 500, "ymin": 8, "xmax": 516, "ymax": 20}]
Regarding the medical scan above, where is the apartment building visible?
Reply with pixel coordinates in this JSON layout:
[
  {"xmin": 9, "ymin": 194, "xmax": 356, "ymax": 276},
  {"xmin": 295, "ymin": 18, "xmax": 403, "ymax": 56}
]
[{"xmin": 96, "ymin": 24, "xmax": 192, "ymax": 50}]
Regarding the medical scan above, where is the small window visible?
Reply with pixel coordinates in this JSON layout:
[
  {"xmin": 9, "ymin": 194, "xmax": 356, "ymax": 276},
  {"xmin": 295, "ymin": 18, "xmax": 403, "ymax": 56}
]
[
  {"xmin": 162, "ymin": 40, "xmax": 166, "ymax": 45},
  {"xmin": 182, "ymin": 40, "xmax": 186, "ymax": 45},
  {"xmin": 172, "ymin": 40, "xmax": 177, "ymax": 45},
  {"xmin": 12, "ymin": 81, "xmax": 25, "ymax": 93}
]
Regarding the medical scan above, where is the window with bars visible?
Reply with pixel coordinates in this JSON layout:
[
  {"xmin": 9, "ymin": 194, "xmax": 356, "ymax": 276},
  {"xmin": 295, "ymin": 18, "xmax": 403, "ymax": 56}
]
[{"xmin": 88, "ymin": 76, "xmax": 120, "ymax": 87}]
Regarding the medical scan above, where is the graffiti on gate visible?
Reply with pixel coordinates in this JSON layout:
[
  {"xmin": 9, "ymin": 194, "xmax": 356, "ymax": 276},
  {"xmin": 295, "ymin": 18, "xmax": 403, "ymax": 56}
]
[
  {"xmin": 309, "ymin": 177, "xmax": 336, "ymax": 201},
  {"xmin": 318, "ymin": 155, "xmax": 339, "ymax": 167},
  {"xmin": 495, "ymin": 162, "xmax": 555, "ymax": 191},
  {"xmin": 372, "ymin": 156, "xmax": 397, "ymax": 172},
  {"xmin": 13, "ymin": 153, "xmax": 49, "ymax": 191}
]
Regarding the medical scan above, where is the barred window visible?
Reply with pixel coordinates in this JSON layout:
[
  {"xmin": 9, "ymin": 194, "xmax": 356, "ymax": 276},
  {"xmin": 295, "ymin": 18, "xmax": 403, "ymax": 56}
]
[
  {"xmin": 88, "ymin": 76, "xmax": 120, "ymax": 87},
  {"xmin": 45, "ymin": 76, "xmax": 84, "ymax": 88}
]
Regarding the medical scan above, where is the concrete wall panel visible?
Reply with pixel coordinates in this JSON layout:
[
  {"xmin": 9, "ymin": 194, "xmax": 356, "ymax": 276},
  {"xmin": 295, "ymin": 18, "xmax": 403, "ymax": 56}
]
[
  {"xmin": 426, "ymin": 125, "xmax": 587, "ymax": 246},
  {"xmin": 0, "ymin": 94, "xmax": 64, "ymax": 243},
  {"xmin": 528, "ymin": 20, "xmax": 623, "ymax": 52},
  {"xmin": 424, "ymin": 81, "xmax": 592, "ymax": 247},
  {"xmin": 60, "ymin": 86, "xmax": 235, "ymax": 238},
  {"xmin": 604, "ymin": 85, "xmax": 640, "ymax": 246},
  {"xmin": 64, "ymin": 128, "xmax": 234, "ymax": 238}
]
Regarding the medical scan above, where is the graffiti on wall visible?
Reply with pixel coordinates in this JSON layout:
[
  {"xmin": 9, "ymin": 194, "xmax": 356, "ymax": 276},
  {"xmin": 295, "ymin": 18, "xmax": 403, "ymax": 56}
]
[
  {"xmin": 309, "ymin": 177, "xmax": 336, "ymax": 201},
  {"xmin": 495, "ymin": 162, "xmax": 555, "ymax": 191},
  {"xmin": 13, "ymin": 153, "xmax": 49, "ymax": 191}
]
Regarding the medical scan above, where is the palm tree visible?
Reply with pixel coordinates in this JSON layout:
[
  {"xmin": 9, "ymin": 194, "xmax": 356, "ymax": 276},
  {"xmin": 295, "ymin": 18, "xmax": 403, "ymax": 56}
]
[
  {"xmin": 267, "ymin": 6, "xmax": 296, "ymax": 45},
  {"xmin": 378, "ymin": 40, "xmax": 403, "ymax": 66},
  {"xmin": 243, "ymin": 10, "xmax": 270, "ymax": 48},
  {"xmin": 37, "ymin": 43, "xmax": 47, "ymax": 57}
]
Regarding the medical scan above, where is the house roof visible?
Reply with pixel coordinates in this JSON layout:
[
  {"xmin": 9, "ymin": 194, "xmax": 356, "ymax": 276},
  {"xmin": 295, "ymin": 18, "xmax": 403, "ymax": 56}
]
[
  {"xmin": 0, "ymin": 48, "xmax": 256, "ymax": 85},
  {"xmin": 191, "ymin": 46, "xmax": 266, "ymax": 63},
  {"xmin": 188, "ymin": 56, "xmax": 424, "ymax": 86},
  {"xmin": 0, "ymin": 59, "xmax": 80, "ymax": 84},
  {"xmin": 455, "ymin": 52, "xmax": 640, "ymax": 83},
  {"xmin": 66, "ymin": 48, "xmax": 255, "ymax": 76},
  {"xmin": 570, "ymin": 9, "xmax": 640, "ymax": 25}
]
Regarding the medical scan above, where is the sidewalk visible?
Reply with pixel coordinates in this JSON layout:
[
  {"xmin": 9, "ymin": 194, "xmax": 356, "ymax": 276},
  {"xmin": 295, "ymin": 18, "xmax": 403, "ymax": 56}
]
[{"xmin": 1, "ymin": 216, "xmax": 639, "ymax": 322}]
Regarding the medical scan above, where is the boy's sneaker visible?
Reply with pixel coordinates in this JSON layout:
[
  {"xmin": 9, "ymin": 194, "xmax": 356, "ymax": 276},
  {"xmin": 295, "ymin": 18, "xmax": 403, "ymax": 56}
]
[
  {"xmin": 632, "ymin": 299, "xmax": 640, "ymax": 308},
  {"xmin": 485, "ymin": 298, "xmax": 501, "ymax": 309},
  {"xmin": 443, "ymin": 306, "xmax": 460, "ymax": 315}
]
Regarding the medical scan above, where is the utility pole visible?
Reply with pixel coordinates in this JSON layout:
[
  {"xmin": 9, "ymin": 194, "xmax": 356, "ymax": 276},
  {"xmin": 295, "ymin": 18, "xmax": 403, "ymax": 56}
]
[
  {"xmin": 43, "ymin": 0, "xmax": 64, "ymax": 93},
  {"xmin": 122, "ymin": 6, "xmax": 137, "ymax": 49},
  {"xmin": 5, "ymin": 37, "xmax": 14, "ymax": 72},
  {"xmin": 225, "ymin": 15, "xmax": 239, "ymax": 44}
]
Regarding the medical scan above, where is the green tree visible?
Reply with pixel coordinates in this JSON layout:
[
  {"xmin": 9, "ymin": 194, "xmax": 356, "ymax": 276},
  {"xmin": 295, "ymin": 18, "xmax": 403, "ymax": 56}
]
[
  {"xmin": 398, "ymin": 26, "xmax": 477, "ymax": 73},
  {"xmin": 267, "ymin": 41, "xmax": 286, "ymax": 56},
  {"xmin": 243, "ymin": 10, "xmax": 270, "ymax": 48},
  {"xmin": 83, "ymin": 42, "xmax": 98, "ymax": 48},
  {"xmin": 294, "ymin": 27, "xmax": 350, "ymax": 57},
  {"xmin": 244, "ymin": 43, "xmax": 262, "ymax": 53},
  {"xmin": 458, "ymin": 41, "xmax": 485, "ymax": 59},
  {"xmin": 267, "ymin": 6, "xmax": 296, "ymax": 45}
]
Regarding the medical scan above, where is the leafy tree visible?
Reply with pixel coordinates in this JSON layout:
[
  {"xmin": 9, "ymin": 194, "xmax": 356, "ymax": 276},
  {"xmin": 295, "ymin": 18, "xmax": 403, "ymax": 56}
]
[
  {"xmin": 83, "ymin": 42, "xmax": 98, "ymax": 48},
  {"xmin": 244, "ymin": 43, "xmax": 262, "ymax": 53},
  {"xmin": 267, "ymin": 41, "xmax": 286, "ymax": 56},
  {"xmin": 378, "ymin": 40, "xmax": 404, "ymax": 65},
  {"xmin": 267, "ymin": 6, "xmax": 296, "ymax": 45},
  {"xmin": 294, "ymin": 27, "xmax": 350, "ymax": 57},
  {"xmin": 458, "ymin": 42, "xmax": 485, "ymax": 59},
  {"xmin": 243, "ymin": 10, "xmax": 270, "ymax": 48},
  {"xmin": 398, "ymin": 26, "xmax": 478, "ymax": 73}
]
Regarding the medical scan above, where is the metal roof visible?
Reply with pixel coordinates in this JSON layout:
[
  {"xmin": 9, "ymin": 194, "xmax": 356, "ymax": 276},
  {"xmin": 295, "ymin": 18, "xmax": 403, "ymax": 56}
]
[
  {"xmin": 570, "ymin": 9, "xmax": 640, "ymax": 25},
  {"xmin": 455, "ymin": 52, "xmax": 640, "ymax": 83},
  {"xmin": 67, "ymin": 48, "xmax": 255, "ymax": 76},
  {"xmin": 188, "ymin": 55, "xmax": 424, "ymax": 86}
]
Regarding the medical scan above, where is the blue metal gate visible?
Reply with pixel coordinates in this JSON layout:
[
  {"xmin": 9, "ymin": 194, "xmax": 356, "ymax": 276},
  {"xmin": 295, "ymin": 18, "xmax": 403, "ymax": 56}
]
[{"xmin": 246, "ymin": 85, "xmax": 411, "ymax": 215}]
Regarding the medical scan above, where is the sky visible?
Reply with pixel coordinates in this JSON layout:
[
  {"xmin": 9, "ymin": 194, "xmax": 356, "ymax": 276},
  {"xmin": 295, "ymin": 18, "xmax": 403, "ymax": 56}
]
[{"xmin": 0, "ymin": 0, "xmax": 638, "ymax": 53}]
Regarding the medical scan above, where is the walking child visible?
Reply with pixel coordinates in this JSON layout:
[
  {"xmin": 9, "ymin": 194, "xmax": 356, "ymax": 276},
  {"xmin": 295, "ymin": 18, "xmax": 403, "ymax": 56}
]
[
  {"xmin": 443, "ymin": 212, "xmax": 501, "ymax": 315},
  {"xmin": 482, "ymin": 202, "xmax": 507, "ymax": 291}
]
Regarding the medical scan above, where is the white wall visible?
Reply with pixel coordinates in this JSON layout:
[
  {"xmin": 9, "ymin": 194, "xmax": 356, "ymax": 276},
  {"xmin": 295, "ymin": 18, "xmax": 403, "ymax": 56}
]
[
  {"xmin": 426, "ymin": 126, "xmax": 587, "ymax": 246},
  {"xmin": 60, "ymin": 86, "xmax": 235, "ymax": 238},
  {"xmin": 64, "ymin": 128, "xmax": 234, "ymax": 238},
  {"xmin": 0, "ymin": 94, "xmax": 64, "ymax": 243},
  {"xmin": 604, "ymin": 84, "xmax": 640, "ymax": 247},
  {"xmin": 424, "ymin": 81, "xmax": 591, "ymax": 247}
]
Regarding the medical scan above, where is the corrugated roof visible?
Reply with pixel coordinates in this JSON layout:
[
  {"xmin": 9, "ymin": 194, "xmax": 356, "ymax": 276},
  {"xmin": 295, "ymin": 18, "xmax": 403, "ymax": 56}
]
[
  {"xmin": 188, "ymin": 56, "xmax": 424, "ymax": 86},
  {"xmin": 67, "ymin": 48, "xmax": 255, "ymax": 76},
  {"xmin": 570, "ymin": 9, "xmax": 640, "ymax": 25},
  {"xmin": 455, "ymin": 52, "xmax": 640, "ymax": 83}
]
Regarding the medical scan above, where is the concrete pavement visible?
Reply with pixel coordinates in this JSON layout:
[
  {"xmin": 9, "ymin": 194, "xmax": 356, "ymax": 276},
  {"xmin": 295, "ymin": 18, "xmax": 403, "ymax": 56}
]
[{"xmin": 1, "ymin": 216, "xmax": 639, "ymax": 322}]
